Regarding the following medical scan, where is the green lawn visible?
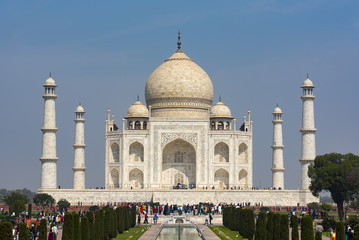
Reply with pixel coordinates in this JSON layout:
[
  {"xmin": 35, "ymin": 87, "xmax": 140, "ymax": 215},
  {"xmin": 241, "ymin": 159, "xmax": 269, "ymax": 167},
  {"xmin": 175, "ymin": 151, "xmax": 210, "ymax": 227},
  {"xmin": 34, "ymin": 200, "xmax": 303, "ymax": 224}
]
[
  {"xmin": 208, "ymin": 226, "xmax": 247, "ymax": 240},
  {"xmin": 114, "ymin": 225, "xmax": 150, "ymax": 240}
]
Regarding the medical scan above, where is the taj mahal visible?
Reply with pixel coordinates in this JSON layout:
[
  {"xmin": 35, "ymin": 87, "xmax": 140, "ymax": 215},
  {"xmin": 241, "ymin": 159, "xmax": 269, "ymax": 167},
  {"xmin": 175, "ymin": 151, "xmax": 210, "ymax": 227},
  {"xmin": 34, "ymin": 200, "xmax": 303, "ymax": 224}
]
[{"xmin": 38, "ymin": 34, "xmax": 318, "ymax": 205}]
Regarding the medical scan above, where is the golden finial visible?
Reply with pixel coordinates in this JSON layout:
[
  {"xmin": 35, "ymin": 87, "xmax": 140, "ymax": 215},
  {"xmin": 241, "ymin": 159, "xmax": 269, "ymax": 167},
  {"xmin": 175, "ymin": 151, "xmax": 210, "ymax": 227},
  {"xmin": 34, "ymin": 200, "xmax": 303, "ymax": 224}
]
[
  {"xmin": 49, "ymin": 72, "xmax": 52, "ymax": 78},
  {"xmin": 177, "ymin": 30, "xmax": 181, "ymax": 50},
  {"xmin": 137, "ymin": 94, "xmax": 139, "ymax": 101},
  {"xmin": 219, "ymin": 95, "xmax": 222, "ymax": 102},
  {"xmin": 307, "ymin": 73, "xmax": 309, "ymax": 79}
]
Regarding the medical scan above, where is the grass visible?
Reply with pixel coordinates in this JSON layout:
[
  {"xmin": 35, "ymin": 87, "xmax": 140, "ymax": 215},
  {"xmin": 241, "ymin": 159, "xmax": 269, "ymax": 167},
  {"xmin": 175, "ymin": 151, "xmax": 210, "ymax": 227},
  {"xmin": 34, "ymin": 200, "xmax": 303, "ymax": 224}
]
[
  {"xmin": 114, "ymin": 225, "xmax": 150, "ymax": 240},
  {"xmin": 322, "ymin": 231, "xmax": 331, "ymax": 237},
  {"xmin": 208, "ymin": 226, "xmax": 247, "ymax": 240}
]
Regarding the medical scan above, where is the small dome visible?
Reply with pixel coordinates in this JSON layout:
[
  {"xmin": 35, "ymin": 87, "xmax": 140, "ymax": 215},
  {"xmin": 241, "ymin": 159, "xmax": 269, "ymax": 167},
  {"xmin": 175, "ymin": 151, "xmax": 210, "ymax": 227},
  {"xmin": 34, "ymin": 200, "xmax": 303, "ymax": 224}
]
[
  {"xmin": 126, "ymin": 101, "xmax": 149, "ymax": 118},
  {"xmin": 301, "ymin": 77, "xmax": 314, "ymax": 88},
  {"xmin": 210, "ymin": 101, "xmax": 232, "ymax": 118},
  {"xmin": 44, "ymin": 77, "xmax": 56, "ymax": 86},
  {"xmin": 75, "ymin": 105, "xmax": 85, "ymax": 113},
  {"xmin": 273, "ymin": 106, "xmax": 282, "ymax": 114}
]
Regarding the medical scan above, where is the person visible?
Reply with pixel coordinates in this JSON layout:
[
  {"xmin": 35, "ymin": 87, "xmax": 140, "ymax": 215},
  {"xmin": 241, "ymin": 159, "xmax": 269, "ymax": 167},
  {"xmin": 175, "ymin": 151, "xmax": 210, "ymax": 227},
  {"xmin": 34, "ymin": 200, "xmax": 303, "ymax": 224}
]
[
  {"xmin": 144, "ymin": 213, "xmax": 148, "ymax": 224},
  {"xmin": 137, "ymin": 214, "xmax": 141, "ymax": 225},
  {"xmin": 209, "ymin": 214, "xmax": 213, "ymax": 225},
  {"xmin": 52, "ymin": 224, "xmax": 58, "ymax": 235},
  {"xmin": 153, "ymin": 214, "xmax": 158, "ymax": 225},
  {"xmin": 205, "ymin": 214, "xmax": 209, "ymax": 225},
  {"xmin": 48, "ymin": 229, "xmax": 54, "ymax": 240},
  {"xmin": 331, "ymin": 229, "xmax": 336, "ymax": 240}
]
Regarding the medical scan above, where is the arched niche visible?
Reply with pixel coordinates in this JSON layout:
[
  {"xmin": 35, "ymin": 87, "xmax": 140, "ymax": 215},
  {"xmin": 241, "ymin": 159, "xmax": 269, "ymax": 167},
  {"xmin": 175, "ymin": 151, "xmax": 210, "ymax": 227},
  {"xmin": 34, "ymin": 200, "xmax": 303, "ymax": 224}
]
[
  {"xmin": 109, "ymin": 143, "xmax": 119, "ymax": 163},
  {"xmin": 214, "ymin": 142, "xmax": 229, "ymax": 163},
  {"xmin": 110, "ymin": 169, "xmax": 119, "ymax": 188},
  {"xmin": 129, "ymin": 168, "xmax": 144, "ymax": 189},
  {"xmin": 129, "ymin": 142, "xmax": 144, "ymax": 162},
  {"xmin": 214, "ymin": 168, "xmax": 229, "ymax": 189},
  {"xmin": 238, "ymin": 169, "xmax": 248, "ymax": 188},
  {"xmin": 238, "ymin": 143, "xmax": 248, "ymax": 163}
]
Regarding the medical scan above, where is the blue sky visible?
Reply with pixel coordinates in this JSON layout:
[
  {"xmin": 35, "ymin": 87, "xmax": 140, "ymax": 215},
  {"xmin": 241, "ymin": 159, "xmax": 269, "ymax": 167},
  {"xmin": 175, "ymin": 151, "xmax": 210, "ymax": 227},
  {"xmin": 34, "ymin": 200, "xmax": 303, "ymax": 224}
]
[{"xmin": 1, "ymin": 0, "xmax": 358, "ymax": 191}]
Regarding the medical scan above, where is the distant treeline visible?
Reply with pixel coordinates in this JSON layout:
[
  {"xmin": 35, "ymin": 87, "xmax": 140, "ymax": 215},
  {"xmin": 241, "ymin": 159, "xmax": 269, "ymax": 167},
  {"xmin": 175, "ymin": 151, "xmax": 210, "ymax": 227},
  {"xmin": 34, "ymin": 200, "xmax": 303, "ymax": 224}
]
[{"xmin": 0, "ymin": 188, "xmax": 36, "ymax": 203}]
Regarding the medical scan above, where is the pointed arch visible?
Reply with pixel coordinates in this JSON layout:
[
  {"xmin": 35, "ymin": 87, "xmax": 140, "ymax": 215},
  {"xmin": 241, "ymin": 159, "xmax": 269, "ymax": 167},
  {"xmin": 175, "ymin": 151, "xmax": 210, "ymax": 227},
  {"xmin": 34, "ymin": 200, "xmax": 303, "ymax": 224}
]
[
  {"xmin": 214, "ymin": 168, "xmax": 229, "ymax": 189},
  {"xmin": 109, "ymin": 142, "xmax": 119, "ymax": 163},
  {"xmin": 129, "ymin": 141, "xmax": 144, "ymax": 162},
  {"xmin": 162, "ymin": 138, "xmax": 196, "ymax": 188},
  {"xmin": 238, "ymin": 143, "xmax": 248, "ymax": 163},
  {"xmin": 110, "ymin": 168, "xmax": 119, "ymax": 188},
  {"xmin": 238, "ymin": 169, "xmax": 248, "ymax": 188},
  {"xmin": 129, "ymin": 168, "xmax": 144, "ymax": 189},
  {"xmin": 214, "ymin": 142, "xmax": 229, "ymax": 163}
]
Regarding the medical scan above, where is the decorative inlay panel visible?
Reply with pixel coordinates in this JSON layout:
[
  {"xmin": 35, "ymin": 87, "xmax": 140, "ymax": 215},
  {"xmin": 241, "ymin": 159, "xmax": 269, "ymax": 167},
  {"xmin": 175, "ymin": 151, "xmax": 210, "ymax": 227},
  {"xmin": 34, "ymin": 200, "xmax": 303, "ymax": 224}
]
[{"xmin": 161, "ymin": 133, "xmax": 197, "ymax": 147}]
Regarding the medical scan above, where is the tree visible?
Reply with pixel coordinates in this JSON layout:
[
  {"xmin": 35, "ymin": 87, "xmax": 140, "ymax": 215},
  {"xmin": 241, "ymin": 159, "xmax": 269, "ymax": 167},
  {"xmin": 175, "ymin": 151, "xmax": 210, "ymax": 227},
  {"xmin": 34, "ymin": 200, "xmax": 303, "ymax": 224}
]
[
  {"xmin": 0, "ymin": 221, "xmax": 13, "ymax": 240},
  {"xmin": 291, "ymin": 215, "xmax": 299, "ymax": 240},
  {"xmin": 113, "ymin": 209, "xmax": 118, "ymax": 237},
  {"xmin": 63, "ymin": 212, "xmax": 74, "ymax": 240},
  {"xmin": 336, "ymin": 221, "xmax": 345, "ymax": 240},
  {"xmin": 86, "ymin": 211, "xmax": 94, "ymax": 240},
  {"xmin": 308, "ymin": 153, "xmax": 359, "ymax": 221},
  {"xmin": 266, "ymin": 211, "xmax": 274, "ymax": 240},
  {"xmin": 19, "ymin": 222, "xmax": 30, "ymax": 240},
  {"xmin": 73, "ymin": 213, "xmax": 81, "ymax": 240},
  {"xmin": 307, "ymin": 202, "xmax": 320, "ymax": 211},
  {"xmin": 117, "ymin": 207, "xmax": 124, "ymax": 234},
  {"xmin": 81, "ymin": 216, "xmax": 90, "ymax": 240},
  {"xmin": 320, "ymin": 203, "xmax": 332, "ymax": 212},
  {"xmin": 11, "ymin": 199, "xmax": 25, "ymax": 217},
  {"xmin": 38, "ymin": 219, "xmax": 47, "ymax": 240},
  {"xmin": 301, "ymin": 216, "xmax": 314, "ymax": 240},
  {"xmin": 33, "ymin": 193, "xmax": 55, "ymax": 210},
  {"xmin": 3, "ymin": 191, "xmax": 29, "ymax": 206},
  {"xmin": 280, "ymin": 214, "xmax": 289, "ymax": 240},
  {"xmin": 315, "ymin": 231, "xmax": 322, "ymax": 240},
  {"xmin": 57, "ymin": 199, "xmax": 70, "ymax": 213},
  {"xmin": 254, "ymin": 212, "xmax": 266, "ymax": 240},
  {"xmin": 272, "ymin": 213, "xmax": 281, "ymax": 240},
  {"xmin": 354, "ymin": 224, "xmax": 359, "ymax": 240},
  {"xmin": 27, "ymin": 203, "xmax": 32, "ymax": 218}
]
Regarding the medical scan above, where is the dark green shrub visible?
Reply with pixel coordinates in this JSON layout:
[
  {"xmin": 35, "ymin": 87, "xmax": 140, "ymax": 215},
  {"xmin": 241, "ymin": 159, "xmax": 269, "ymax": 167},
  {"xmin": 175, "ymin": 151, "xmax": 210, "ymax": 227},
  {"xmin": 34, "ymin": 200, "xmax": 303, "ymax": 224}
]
[
  {"xmin": 354, "ymin": 224, "xmax": 359, "ymax": 240},
  {"xmin": 247, "ymin": 209, "xmax": 255, "ymax": 240},
  {"xmin": 86, "ymin": 211, "xmax": 94, "ymax": 240},
  {"xmin": 272, "ymin": 213, "xmax": 281, "ymax": 240},
  {"xmin": 322, "ymin": 217, "xmax": 336, "ymax": 231},
  {"xmin": 63, "ymin": 212, "xmax": 74, "ymax": 240},
  {"xmin": 27, "ymin": 203, "xmax": 32, "ymax": 218},
  {"xmin": 11, "ymin": 199, "xmax": 25, "ymax": 217},
  {"xmin": 266, "ymin": 211, "xmax": 274, "ymax": 240},
  {"xmin": 301, "ymin": 216, "xmax": 314, "ymax": 240},
  {"xmin": 73, "ymin": 213, "xmax": 80, "ymax": 240},
  {"xmin": 260, "ymin": 207, "xmax": 270, "ymax": 212},
  {"xmin": 336, "ymin": 221, "xmax": 345, "ymax": 240},
  {"xmin": 94, "ymin": 210, "xmax": 102, "ymax": 240},
  {"xmin": 315, "ymin": 231, "xmax": 322, "ymax": 240},
  {"xmin": 38, "ymin": 219, "xmax": 47, "ymax": 240},
  {"xmin": 81, "ymin": 216, "xmax": 90, "ymax": 240},
  {"xmin": 291, "ymin": 215, "xmax": 299, "ymax": 240},
  {"xmin": 0, "ymin": 221, "xmax": 13, "ymax": 240},
  {"xmin": 104, "ymin": 209, "xmax": 111, "ymax": 240},
  {"xmin": 124, "ymin": 206, "xmax": 130, "ymax": 231},
  {"xmin": 118, "ymin": 207, "xmax": 124, "ymax": 234},
  {"xmin": 238, "ymin": 208, "xmax": 245, "ymax": 236},
  {"xmin": 113, "ymin": 209, "xmax": 118, "ymax": 237},
  {"xmin": 346, "ymin": 216, "xmax": 359, "ymax": 229},
  {"xmin": 280, "ymin": 214, "xmax": 289, "ymax": 240},
  {"xmin": 19, "ymin": 222, "xmax": 30, "ymax": 240},
  {"xmin": 255, "ymin": 212, "xmax": 266, "ymax": 240},
  {"xmin": 130, "ymin": 206, "xmax": 136, "ymax": 227},
  {"xmin": 89, "ymin": 206, "xmax": 99, "ymax": 212}
]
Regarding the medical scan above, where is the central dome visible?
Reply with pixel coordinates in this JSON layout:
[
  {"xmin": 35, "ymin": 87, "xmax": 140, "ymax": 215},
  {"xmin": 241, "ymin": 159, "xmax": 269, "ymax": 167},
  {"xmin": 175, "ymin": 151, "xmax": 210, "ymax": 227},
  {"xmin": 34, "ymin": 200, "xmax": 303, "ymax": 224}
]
[{"xmin": 145, "ymin": 49, "xmax": 214, "ymax": 118}]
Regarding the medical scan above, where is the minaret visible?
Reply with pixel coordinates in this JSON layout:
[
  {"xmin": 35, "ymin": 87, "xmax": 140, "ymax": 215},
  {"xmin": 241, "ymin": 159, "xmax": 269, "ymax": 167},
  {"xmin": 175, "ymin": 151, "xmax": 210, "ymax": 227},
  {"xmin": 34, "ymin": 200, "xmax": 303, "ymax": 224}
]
[
  {"xmin": 300, "ymin": 74, "xmax": 316, "ymax": 190},
  {"xmin": 73, "ymin": 104, "xmax": 86, "ymax": 189},
  {"xmin": 40, "ymin": 73, "xmax": 58, "ymax": 189},
  {"xmin": 271, "ymin": 105, "xmax": 285, "ymax": 189}
]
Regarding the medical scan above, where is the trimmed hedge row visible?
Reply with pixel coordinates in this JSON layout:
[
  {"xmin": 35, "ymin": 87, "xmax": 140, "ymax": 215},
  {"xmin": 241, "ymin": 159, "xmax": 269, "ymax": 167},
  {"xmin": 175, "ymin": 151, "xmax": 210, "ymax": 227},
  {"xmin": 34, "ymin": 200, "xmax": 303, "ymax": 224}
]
[{"xmin": 62, "ymin": 205, "xmax": 137, "ymax": 240}]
